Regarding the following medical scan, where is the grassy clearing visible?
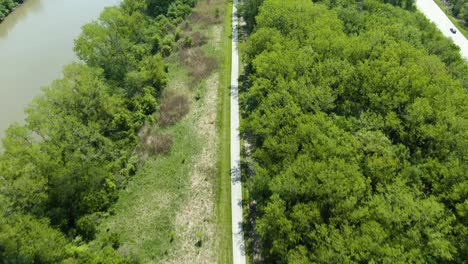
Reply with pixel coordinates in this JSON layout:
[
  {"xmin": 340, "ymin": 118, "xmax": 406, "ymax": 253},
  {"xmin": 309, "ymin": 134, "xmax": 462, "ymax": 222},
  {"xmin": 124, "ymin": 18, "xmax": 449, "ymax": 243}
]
[
  {"xmin": 95, "ymin": 67, "xmax": 200, "ymax": 263},
  {"xmin": 216, "ymin": 1, "xmax": 233, "ymax": 263},
  {"xmin": 161, "ymin": 2, "xmax": 226, "ymax": 260},
  {"xmin": 95, "ymin": 0, "xmax": 234, "ymax": 263},
  {"xmin": 432, "ymin": 0, "xmax": 468, "ymax": 38}
]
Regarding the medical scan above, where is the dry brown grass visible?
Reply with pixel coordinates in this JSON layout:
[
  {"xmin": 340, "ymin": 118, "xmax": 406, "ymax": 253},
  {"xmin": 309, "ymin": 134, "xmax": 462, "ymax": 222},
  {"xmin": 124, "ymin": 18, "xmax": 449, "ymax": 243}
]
[
  {"xmin": 177, "ymin": 0, "xmax": 223, "ymax": 83},
  {"xmin": 149, "ymin": 0, "xmax": 225, "ymax": 262},
  {"xmin": 181, "ymin": 48, "xmax": 218, "ymax": 83},
  {"xmin": 161, "ymin": 14, "xmax": 224, "ymax": 263},
  {"xmin": 137, "ymin": 124, "xmax": 174, "ymax": 159},
  {"xmin": 152, "ymin": 133, "xmax": 173, "ymax": 154},
  {"xmin": 186, "ymin": 0, "xmax": 224, "ymax": 26},
  {"xmin": 163, "ymin": 71, "xmax": 219, "ymax": 264},
  {"xmin": 212, "ymin": 25, "xmax": 222, "ymax": 49},
  {"xmin": 159, "ymin": 90, "xmax": 190, "ymax": 127},
  {"xmin": 191, "ymin": 31, "xmax": 208, "ymax": 47}
]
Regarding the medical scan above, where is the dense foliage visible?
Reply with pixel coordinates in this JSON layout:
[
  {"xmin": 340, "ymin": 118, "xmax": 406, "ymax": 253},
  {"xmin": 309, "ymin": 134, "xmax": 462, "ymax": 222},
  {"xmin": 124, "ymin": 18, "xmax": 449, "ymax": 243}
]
[
  {"xmin": 0, "ymin": 0, "xmax": 195, "ymax": 262},
  {"xmin": 242, "ymin": 0, "xmax": 468, "ymax": 262},
  {"xmin": 0, "ymin": 0, "xmax": 22, "ymax": 20},
  {"xmin": 445, "ymin": 0, "xmax": 468, "ymax": 27}
]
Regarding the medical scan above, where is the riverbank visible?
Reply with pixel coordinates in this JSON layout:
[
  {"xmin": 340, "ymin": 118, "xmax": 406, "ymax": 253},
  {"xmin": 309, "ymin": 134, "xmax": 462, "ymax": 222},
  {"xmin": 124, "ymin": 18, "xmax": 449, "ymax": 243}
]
[
  {"xmin": 0, "ymin": 0, "xmax": 23, "ymax": 22},
  {"xmin": 0, "ymin": 0, "xmax": 199, "ymax": 262}
]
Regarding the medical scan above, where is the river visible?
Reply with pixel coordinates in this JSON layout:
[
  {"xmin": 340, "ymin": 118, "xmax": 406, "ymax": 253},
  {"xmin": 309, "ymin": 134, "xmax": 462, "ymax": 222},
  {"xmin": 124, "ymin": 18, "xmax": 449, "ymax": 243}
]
[{"xmin": 0, "ymin": 0, "xmax": 120, "ymax": 144}]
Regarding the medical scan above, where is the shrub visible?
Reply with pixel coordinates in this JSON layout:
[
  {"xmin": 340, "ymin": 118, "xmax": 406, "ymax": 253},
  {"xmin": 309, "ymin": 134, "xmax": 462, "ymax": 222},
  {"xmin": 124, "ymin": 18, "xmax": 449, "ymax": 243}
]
[
  {"xmin": 161, "ymin": 45, "xmax": 172, "ymax": 57},
  {"xmin": 103, "ymin": 231, "xmax": 121, "ymax": 250},
  {"xmin": 175, "ymin": 28, "xmax": 183, "ymax": 41},
  {"xmin": 183, "ymin": 36, "xmax": 193, "ymax": 47},
  {"xmin": 76, "ymin": 215, "xmax": 98, "ymax": 241}
]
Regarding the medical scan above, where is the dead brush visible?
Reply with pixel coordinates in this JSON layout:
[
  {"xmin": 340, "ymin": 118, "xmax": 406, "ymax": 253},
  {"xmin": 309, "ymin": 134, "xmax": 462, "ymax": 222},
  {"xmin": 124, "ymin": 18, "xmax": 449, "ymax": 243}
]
[
  {"xmin": 151, "ymin": 133, "xmax": 173, "ymax": 155},
  {"xmin": 158, "ymin": 91, "xmax": 190, "ymax": 127},
  {"xmin": 181, "ymin": 48, "xmax": 218, "ymax": 83},
  {"xmin": 178, "ymin": 31, "xmax": 207, "ymax": 49},
  {"xmin": 137, "ymin": 124, "xmax": 174, "ymax": 158},
  {"xmin": 191, "ymin": 31, "xmax": 207, "ymax": 47},
  {"xmin": 187, "ymin": 0, "xmax": 223, "ymax": 26}
]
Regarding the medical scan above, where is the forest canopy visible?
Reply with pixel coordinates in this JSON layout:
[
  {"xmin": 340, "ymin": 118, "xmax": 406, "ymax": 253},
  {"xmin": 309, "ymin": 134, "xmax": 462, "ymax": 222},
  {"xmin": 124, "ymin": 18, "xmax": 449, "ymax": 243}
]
[{"xmin": 241, "ymin": 0, "xmax": 468, "ymax": 262}]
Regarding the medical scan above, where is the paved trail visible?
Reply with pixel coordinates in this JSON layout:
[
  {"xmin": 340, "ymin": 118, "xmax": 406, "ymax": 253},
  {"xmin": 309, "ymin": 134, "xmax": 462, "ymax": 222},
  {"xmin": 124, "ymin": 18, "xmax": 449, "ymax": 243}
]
[
  {"xmin": 416, "ymin": 0, "xmax": 468, "ymax": 60},
  {"xmin": 230, "ymin": 0, "xmax": 246, "ymax": 263}
]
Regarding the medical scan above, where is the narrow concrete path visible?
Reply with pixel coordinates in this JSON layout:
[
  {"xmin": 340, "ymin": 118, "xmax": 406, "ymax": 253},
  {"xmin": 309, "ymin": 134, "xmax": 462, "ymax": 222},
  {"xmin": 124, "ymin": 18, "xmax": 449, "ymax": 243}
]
[
  {"xmin": 416, "ymin": 0, "xmax": 468, "ymax": 60},
  {"xmin": 230, "ymin": 0, "xmax": 246, "ymax": 263}
]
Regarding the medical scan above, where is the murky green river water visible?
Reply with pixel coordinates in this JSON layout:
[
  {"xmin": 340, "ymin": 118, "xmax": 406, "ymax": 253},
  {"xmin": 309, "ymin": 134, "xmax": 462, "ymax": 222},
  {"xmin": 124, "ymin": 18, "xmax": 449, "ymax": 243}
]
[{"xmin": 0, "ymin": 0, "xmax": 119, "ymax": 143}]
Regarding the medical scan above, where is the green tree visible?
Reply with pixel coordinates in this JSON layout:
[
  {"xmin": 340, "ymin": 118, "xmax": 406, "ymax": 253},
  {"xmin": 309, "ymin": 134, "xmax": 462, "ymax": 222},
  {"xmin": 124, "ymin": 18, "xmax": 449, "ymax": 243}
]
[
  {"xmin": 0, "ymin": 212, "xmax": 68, "ymax": 263},
  {"xmin": 242, "ymin": 0, "xmax": 468, "ymax": 262},
  {"xmin": 74, "ymin": 7, "xmax": 150, "ymax": 82}
]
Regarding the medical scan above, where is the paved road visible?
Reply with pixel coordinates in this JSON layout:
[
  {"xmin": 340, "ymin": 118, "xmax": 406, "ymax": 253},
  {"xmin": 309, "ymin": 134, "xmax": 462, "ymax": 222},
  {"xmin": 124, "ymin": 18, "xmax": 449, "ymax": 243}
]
[
  {"xmin": 230, "ymin": 0, "xmax": 246, "ymax": 263},
  {"xmin": 416, "ymin": 0, "xmax": 468, "ymax": 60}
]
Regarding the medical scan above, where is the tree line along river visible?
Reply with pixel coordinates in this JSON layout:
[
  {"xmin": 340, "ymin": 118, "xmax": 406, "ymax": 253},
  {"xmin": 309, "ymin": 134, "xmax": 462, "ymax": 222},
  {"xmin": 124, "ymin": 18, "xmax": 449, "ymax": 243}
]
[{"xmin": 0, "ymin": 0, "xmax": 120, "ymax": 145}]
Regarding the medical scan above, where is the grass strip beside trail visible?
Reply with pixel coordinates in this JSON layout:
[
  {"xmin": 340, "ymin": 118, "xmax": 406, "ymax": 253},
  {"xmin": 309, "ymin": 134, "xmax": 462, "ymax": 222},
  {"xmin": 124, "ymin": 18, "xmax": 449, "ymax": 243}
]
[{"xmin": 216, "ymin": 1, "xmax": 233, "ymax": 263}]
